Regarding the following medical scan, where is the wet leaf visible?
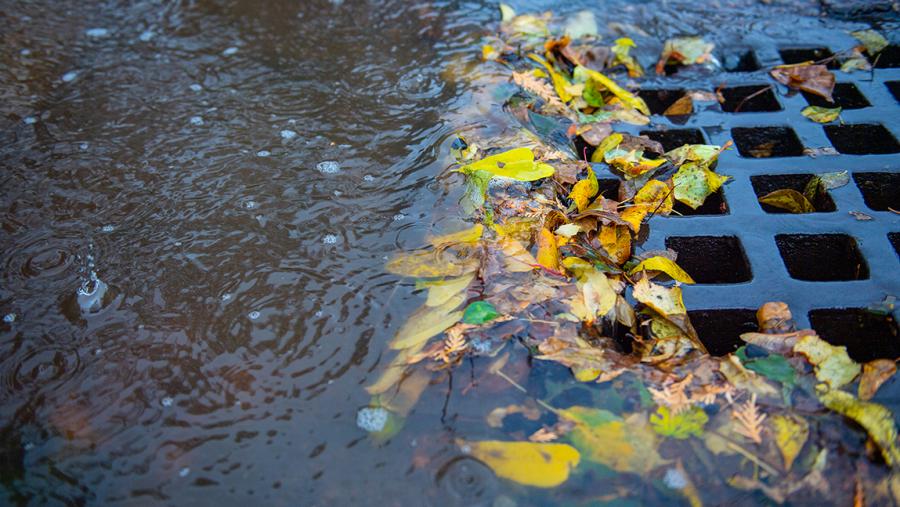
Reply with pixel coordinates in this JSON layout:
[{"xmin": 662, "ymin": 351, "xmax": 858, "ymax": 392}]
[
  {"xmin": 430, "ymin": 224, "xmax": 484, "ymax": 248},
  {"xmin": 735, "ymin": 347, "xmax": 796, "ymax": 389},
  {"xmin": 579, "ymin": 269, "xmax": 618, "ymax": 321},
  {"xmin": 819, "ymin": 390, "xmax": 900, "ymax": 468},
  {"xmin": 599, "ymin": 224, "xmax": 632, "ymax": 265},
  {"xmin": 528, "ymin": 54, "xmax": 574, "ymax": 103},
  {"xmin": 536, "ymin": 227, "xmax": 560, "ymax": 272},
  {"xmin": 386, "ymin": 250, "xmax": 479, "ymax": 278},
  {"xmin": 633, "ymin": 278, "xmax": 686, "ymax": 317},
  {"xmin": 460, "ymin": 168, "xmax": 492, "ymax": 217},
  {"xmin": 665, "ymin": 144, "xmax": 724, "ymax": 167},
  {"xmin": 673, "ymin": 163, "xmax": 729, "ymax": 209},
  {"xmin": 611, "ymin": 37, "xmax": 644, "ymax": 77},
  {"xmin": 590, "ymin": 132, "xmax": 624, "ymax": 163},
  {"xmin": 801, "ymin": 105, "xmax": 841, "ymax": 123},
  {"xmin": 664, "ymin": 95, "xmax": 693, "ymax": 116},
  {"xmin": 499, "ymin": 237, "xmax": 539, "ymax": 272},
  {"xmin": 564, "ymin": 10, "xmax": 597, "ymax": 39},
  {"xmin": 656, "ymin": 37, "xmax": 715, "ymax": 74},
  {"xmin": 793, "ymin": 333, "xmax": 860, "ymax": 389},
  {"xmin": 389, "ymin": 294, "xmax": 466, "ymax": 350},
  {"xmin": 770, "ymin": 63, "xmax": 835, "ymax": 102},
  {"xmin": 462, "ymin": 301, "xmax": 500, "ymax": 325},
  {"xmin": 459, "ymin": 147, "xmax": 555, "ymax": 181},
  {"xmin": 757, "ymin": 301, "xmax": 795, "ymax": 334},
  {"xmin": 605, "ymin": 148, "xmax": 667, "ymax": 179},
  {"xmin": 634, "ymin": 179, "xmax": 674, "ymax": 216},
  {"xmin": 537, "ymin": 337, "xmax": 615, "ymax": 377},
  {"xmin": 573, "ymin": 65, "xmax": 650, "ymax": 115},
  {"xmin": 569, "ymin": 166, "xmax": 599, "ymax": 212},
  {"xmin": 819, "ymin": 170, "xmax": 850, "ymax": 190},
  {"xmin": 851, "ymin": 29, "xmax": 889, "ymax": 55},
  {"xmin": 771, "ymin": 414, "xmax": 809, "ymax": 471},
  {"xmin": 650, "ymin": 405, "xmax": 708, "ymax": 439},
  {"xmin": 859, "ymin": 359, "xmax": 897, "ymax": 401},
  {"xmin": 758, "ymin": 189, "xmax": 816, "ymax": 213},
  {"xmin": 555, "ymin": 223, "xmax": 581, "ymax": 238},
  {"xmin": 366, "ymin": 341, "xmax": 429, "ymax": 395},
  {"xmin": 561, "ymin": 407, "xmax": 665, "ymax": 474},
  {"xmin": 462, "ymin": 440, "xmax": 581, "ymax": 488},
  {"xmin": 419, "ymin": 273, "xmax": 475, "ymax": 307},
  {"xmin": 630, "ymin": 256, "xmax": 695, "ymax": 284}
]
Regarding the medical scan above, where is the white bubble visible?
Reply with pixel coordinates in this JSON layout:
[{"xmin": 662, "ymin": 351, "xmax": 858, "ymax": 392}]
[
  {"xmin": 256, "ymin": 150, "xmax": 271, "ymax": 158},
  {"xmin": 363, "ymin": 174, "xmax": 375, "ymax": 182},
  {"xmin": 322, "ymin": 234, "xmax": 338, "ymax": 244},
  {"xmin": 221, "ymin": 293, "xmax": 232, "ymax": 301},
  {"xmin": 20, "ymin": 49, "xmax": 31, "ymax": 56},
  {"xmin": 61, "ymin": 71, "xmax": 78, "ymax": 82},
  {"xmin": 79, "ymin": 142, "xmax": 89, "ymax": 151},
  {"xmin": 179, "ymin": 467, "xmax": 190, "ymax": 477},
  {"xmin": 189, "ymin": 116, "xmax": 204, "ymax": 126},
  {"xmin": 101, "ymin": 225, "xmax": 115, "ymax": 233},
  {"xmin": 23, "ymin": 442, "xmax": 35, "ymax": 451},
  {"xmin": 280, "ymin": 129, "xmax": 297, "ymax": 140},
  {"xmin": 392, "ymin": 213, "xmax": 405, "ymax": 221},
  {"xmin": 244, "ymin": 200, "xmax": 257, "ymax": 209},
  {"xmin": 314, "ymin": 310, "xmax": 324, "ymax": 317},
  {"xmin": 663, "ymin": 468, "xmax": 687, "ymax": 490},
  {"xmin": 189, "ymin": 83, "xmax": 202, "ymax": 92},
  {"xmin": 222, "ymin": 46, "xmax": 239, "ymax": 56},
  {"xmin": 333, "ymin": 190, "xmax": 342, "ymax": 196},
  {"xmin": 316, "ymin": 161, "xmax": 340, "ymax": 174},
  {"xmin": 85, "ymin": 28, "xmax": 109, "ymax": 37},
  {"xmin": 248, "ymin": 310, "xmax": 261, "ymax": 320},
  {"xmin": 3, "ymin": 313, "xmax": 16, "ymax": 323},
  {"xmin": 139, "ymin": 30, "xmax": 155, "ymax": 42},
  {"xmin": 161, "ymin": 397, "xmax": 174, "ymax": 407},
  {"xmin": 356, "ymin": 407, "xmax": 389, "ymax": 432}
]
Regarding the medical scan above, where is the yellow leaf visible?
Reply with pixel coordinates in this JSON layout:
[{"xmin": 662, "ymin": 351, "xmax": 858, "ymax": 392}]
[
  {"xmin": 635, "ymin": 179, "xmax": 673, "ymax": 215},
  {"xmin": 819, "ymin": 389, "xmax": 900, "ymax": 468},
  {"xmin": 498, "ymin": 237, "xmax": 538, "ymax": 272},
  {"xmin": 793, "ymin": 334, "xmax": 861, "ymax": 389},
  {"xmin": 418, "ymin": 273, "xmax": 475, "ymax": 307},
  {"xmin": 561, "ymin": 407, "xmax": 665, "ymax": 474},
  {"xmin": 555, "ymin": 223, "xmax": 582, "ymax": 238},
  {"xmin": 462, "ymin": 440, "xmax": 581, "ymax": 488},
  {"xmin": 605, "ymin": 148, "xmax": 666, "ymax": 179},
  {"xmin": 665, "ymin": 144, "xmax": 724, "ymax": 167},
  {"xmin": 569, "ymin": 166, "xmax": 599, "ymax": 212},
  {"xmin": 859, "ymin": 359, "xmax": 897, "ymax": 401},
  {"xmin": 801, "ymin": 105, "xmax": 841, "ymax": 123},
  {"xmin": 386, "ymin": 249, "xmax": 479, "ymax": 278},
  {"xmin": 528, "ymin": 54, "xmax": 574, "ymax": 103},
  {"xmin": 460, "ymin": 147, "xmax": 555, "ymax": 181},
  {"xmin": 599, "ymin": 224, "xmax": 632, "ymax": 265},
  {"xmin": 536, "ymin": 227, "xmax": 560, "ymax": 271},
  {"xmin": 673, "ymin": 163, "xmax": 729, "ymax": 209},
  {"xmin": 429, "ymin": 224, "xmax": 484, "ymax": 248},
  {"xmin": 619, "ymin": 204, "xmax": 650, "ymax": 233},
  {"xmin": 771, "ymin": 414, "xmax": 809, "ymax": 471},
  {"xmin": 633, "ymin": 277, "xmax": 686, "ymax": 316},
  {"xmin": 758, "ymin": 189, "xmax": 816, "ymax": 213},
  {"xmin": 574, "ymin": 65, "xmax": 650, "ymax": 115},
  {"xmin": 580, "ymin": 270, "xmax": 617, "ymax": 321},
  {"xmin": 630, "ymin": 256, "xmax": 695, "ymax": 284},
  {"xmin": 366, "ymin": 341, "xmax": 429, "ymax": 395},
  {"xmin": 590, "ymin": 133, "xmax": 624, "ymax": 163},
  {"xmin": 389, "ymin": 295, "xmax": 465, "ymax": 350}
]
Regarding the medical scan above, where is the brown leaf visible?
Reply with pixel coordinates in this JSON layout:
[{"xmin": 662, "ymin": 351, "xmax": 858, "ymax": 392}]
[
  {"xmin": 770, "ymin": 63, "xmax": 835, "ymax": 102},
  {"xmin": 740, "ymin": 329, "xmax": 815, "ymax": 355},
  {"xmin": 757, "ymin": 302, "xmax": 795, "ymax": 334},
  {"xmin": 663, "ymin": 95, "xmax": 693, "ymax": 116},
  {"xmin": 859, "ymin": 359, "xmax": 897, "ymax": 401}
]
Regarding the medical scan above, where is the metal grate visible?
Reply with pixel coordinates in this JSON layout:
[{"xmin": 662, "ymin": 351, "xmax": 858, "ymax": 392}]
[{"xmin": 611, "ymin": 43, "xmax": 900, "ymax": 359}]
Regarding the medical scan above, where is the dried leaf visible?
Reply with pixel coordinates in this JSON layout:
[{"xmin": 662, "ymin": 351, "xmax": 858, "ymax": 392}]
[
  {"xmin": 732, "ymin": 393, "xmax": 766, "ymax": 444},
  {"xmin": 460, "ymin": 147, "xmax": 555, "ymax": 181},
  {"xmin": 819, "ymin": 389, "xmax": 900, "ymax": 468},
  {"xmin": 389, "ymin": 294, "xmax": 466, "ymax": 350},
  {"xmin": 859, "ymin": 359, "xmax": 897, "ymax": 401},
  {"xmin": 758, "ymin": 189, "xmax": 816, "ymax": 213},
  {"xmin": 673, "ymin": 163, "xmax": 729, "ymax": 209},
  {"xmin": 850, "ymin": 211, "xmax": 874, "ymax": 221},
  {"xmin": 630, "ymin": 256, "xmax": 695, "ymax": 284},
  {"xmin": 511, "ymin": 71, "xmax": 568, "ymax": 114},
  {"xmin": 793, "ymin": 333, "xmax": 861, "ymax": 389},
  {"xmin": 757, "ymin": 302, "xmax": 795, "ymax": 334},
  {"xmin": 462, "ymin": 440, "xmax": 581, "ymax": 488},
  {"xmin": 771, "ymin": 414, "xmax": 809, "ymax": 471},
  {"xmin": 770, "ymin": 63, "xmax": 835, "ymax": 102}
]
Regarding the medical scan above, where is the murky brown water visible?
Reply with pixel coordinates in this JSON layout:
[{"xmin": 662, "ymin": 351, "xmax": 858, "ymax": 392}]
[{"xmin": 1, "ymin": 0, "xmax": 896, "ymax": 505}]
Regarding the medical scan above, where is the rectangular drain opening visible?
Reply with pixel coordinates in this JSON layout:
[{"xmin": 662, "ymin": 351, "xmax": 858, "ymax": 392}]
[
  {"xmin": 779, "ymin": 47, "xmax": 838, "ymax": 68},
  {"xmin": 775, "ymin": 234, "xmax": 869, "ymax": 281},
  {"xmin": 637, "ymin": 89, "xmax": 687, "ymax": 115},
  {"xmin": 750, "ymin": 174, "xmax": 836, "ymax": 213},
  {"xmin": 597, "ymin": 178, "xmax": 621, "ymax": 199},
  {"xmin": 688, "ymin": 309, "xmax": 759, "ymax": 356},
  {"xmin": 639, "ymin": 128, "xmax": 706, "ymax": 152},
  {"xmin": 852, "ymin": 172, "xmax": 900, "ymax": 211},
  {"xmin": 887, "ymin": 81, "xmax": 900, "ymax": 104},
  {"xmin": 720, "ymin": 85, "xmax": 781, "ymax": 112},
  {"xmin": 673, "ymin": 190, "xmax": 728, "ymax": 216},
  {"xmin": 802, "ymin": 83, "xmax": 870, "ymax": 109},
  {"xmin": 732, "ymin": 126, "xmax": 804, "ymax": 157},
  {"xmin": 719, "ymin": 49, "xmax": 761, "ymax": 72},
  {"xmin": 824, "ymin": 124, "xmax": 900, "ymax": 155},
  {"xmin": 890, "ymin": 233, "xmax": 900, "ymax": 259},
  {"xmin": 809, "ymin": 309, "xmax": 900, "ymax": 362},
  {"xmin": 665, "ymin": 236, "xmax": 752, "ymax": 283},
  {"xmin": 870, "ymin": 45, "xmax": 900, "ymax": 69}
]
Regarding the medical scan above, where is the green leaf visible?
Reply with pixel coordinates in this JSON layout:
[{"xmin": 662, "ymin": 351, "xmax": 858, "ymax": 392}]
[
  {"xmin": 462, "ymin": 301, "xmax": 500, "ymax": 325},
  {"xmin": 758, "ymin": 189, "xmax": 815, "ymax": 213},
  {"xmin": 851, "ymin": 29, "xmax": 889, "ymax": 55},
  {"xmin": 650, "ymin": 405, "xmax": 708, "ymax": 439},
  {"xmin": 735, "ymin": 346, "xmax": 796, "ymax": 388},
  {"xmin": 801, "ymin": 105, "xmax": 841, "ymax": 123},
  {"xmin": 459, "ymin": 147, "xmax": 555, "ymax": 181},
  {"xmin": 672, "ymin": 163, "xmax": 730, "ymax": 209},
  {"xmin": 819, "ymin": 170, "xmax": 849, "ymax": 190}
]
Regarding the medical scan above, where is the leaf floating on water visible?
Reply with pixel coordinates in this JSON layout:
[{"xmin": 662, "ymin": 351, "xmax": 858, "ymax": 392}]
[
  {"xmin": 819, "ymin": 389, "xmax": 900, "ymax": 468},
  {"xmin": 573, "ymin": 65, "xmax": 650, "ymax": 115},
  {"xmin": 386, "ymin": 250, "xmax": 479, "ymax": 278},
  {"xmin": 462, "ymin": 301, "xmax": 500, "ymax": 325},
  {"xmin": 793, "ymin": 333, "xmax": 861, "ymax": 389},
  {"xmin": 801, "ymin": 105, "xmax": 841, "ymax": 123},
  {"xmin": 459, "ymin": 147, "xmax": 555, "ymax": 182},
  {"xmin": 429, "ymin": 224, "xmax": 484, "ymax": 248},
  {"xmin": 560, "ymin": 406, "xmax": 665, "ymax": 474},
  {"xmin": 630, "ymin": 256, "xmax": 695, "ymax": 284},
  {"xmin": 771, "ymin": 414, "xmax": 809, "ymax": 471},
  {"xmin": 770, "ymin": 63, "xmax": 835, "ymax": 102},
  {"xmin": 650, "ymin": 405, "xmax": 708, "ymax": 440},
  {"xmin": 419, "ymin": 273, "xmax": 475, "ymax": 307},
  {"xmin": 633, "ymin": 278, "xmax": 687, "ymax": 317},
  {"xmin": 673, "ymin": 163, "xmax": 729, "ymax": 209},
  {"xmin": 389, "ymin": 294, "xmax": 466, "ymax": 350},
  {"xmin": 461, "ymin": 440, "xmax": 581, "ymax": 488},
  {"xmin": 758, "ymin": 189, "xmax": 816, "ymax": 214},
  {"xmin": 859, "ymin": 359, "xmax": 897, "ymax": 401}
]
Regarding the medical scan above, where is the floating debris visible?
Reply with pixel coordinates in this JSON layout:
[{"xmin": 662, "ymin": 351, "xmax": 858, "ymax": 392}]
[
  {"xmin": 280, "ymin": 129, "xmax": 297, "ymax": 140},
  {"xmin": 248, "ymin": 310, "xmax": 261, "ymax": 320},
  {"xmin": 322, "ymin": 234, "xmax": 338, "ymax": 244},
  {"xmin": 189, "ymin": 116, "xmax": 204, "ymax": 126},
  {"xmin": 356, "ymin": 407, "xmax": 389, "ymax": 432},
  {"xmin": 316, "ymin": 161, "xmax": 341, "ymax": 174},
  {"xmin": 3, "ymin": 313, "xmax": 16, "ymax": 323},
  {"xmin": 256, "ymin": 150, "xmax": 271, "ymax": 157},
  {"xmin": 85, "ymin": 28, "xmax": 110, "ymax": 38},
  {"xmin": 189, "ymin": 83, "xmax": 202, "ymax": 92},
  {"xmin": 139, "ymin": 30, "xmax": 155, "ymax": 42},
  {"xmin": 222, "ymin": 46, "xmax": 239, "ymax": 56},
  {"xmin": 161, "ymin": 396, "xmax": 174, "ymax": 407}
]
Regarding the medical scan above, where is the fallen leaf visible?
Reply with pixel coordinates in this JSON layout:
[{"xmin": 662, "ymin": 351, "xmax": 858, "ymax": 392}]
[
  {"xmin": 634, "ymin": 179, "xmax": 674, "ymax": 215},
  {"xmin": 819, "ymin": 389, "xmax": 900, "ymax": 468},
  {"xmin": 462, "ymin": 301, "xmax": 500, "ymax": 325},
  {"xmin": 605, "ymin": 148, "xmax": 667, "ymax": 179},
  {"xmin": 389, "ymin": 294, "xmax": 466, "ymax": 350},
  {"xmin": 561, "ymin": 406, "xmax": 665, "ymax": 474},
  {"xmin": 819, "ymin": 170, "xmax": 849, "ymax": 189},
  {"xmin": 859, "ymin": 359, "xmax": 897, "ymax": 401},
  {"xmin": 771, "ymin": 414, "xmax": 809, "ymax": 471},
  {"xmin": 732, "ymin": 393, "xmax": 766, "ymax": 444},
  {"xmin": 564, "ymin": 10, "xmax": 597, "ymax": 39},
  {"xmin": 850, "ymin": 211, "xmax": 873, "ymax": 221},
  {"xmin": 650, "ymin": 405, "xmax": 708, "ymax": 439},
  {"xmin": 486, "ymin": 403, "xmax": 542, "ymax": 428},
  {"xmin": 740, "ymin": 329, "xmax": 814, "ymax": 355},
  {"xmin": 758, "ymin": 189, "xmax": 816, "ymax": 213},
  {"xmin": 459, "ymin": 147, "xmax": 555, "ymax": 181},
  {"xmin": 599, "ymin": 224, "xmax": 632, "ymax": 265},
  {"xmin": 611, "ymin": 37, "xmax": 644, "ymax": 77},
  {"xmin": 429, "ymin": 224, "xmax": 484, "ymax": 248},
  {"xmin": 574, "ymin": 65, "xmax": 650, "ymax": 115},
  {"xmin": 851, "ymin": 29, "xmax": 889, "ymax": 55},
  {"xmin": 419, "ymin": 273, "xmax": 475, "ymax": 307},
  {"xmin": 735, "ymin": 347, "xmax": 796, "ymax": 389},
  {"xmin": 462, "ymin": 440, "xmax": 581, "ymax": 488},
  {"xmin": 673, "ymin": 163, "xmax": 729, "ymax": 209},
  {"xmin": 590, "ymin": 132, "xmax": 624, "ymax": 163},
  {"xmin": 555, "ymin": 223, "xmax": 582, "ymax": 237},
  {"xmin": 793, "ymin": 333, "xmax": 861, "ymax": 389},
  {"xmin": 536, "ymin": 227, "xmax": 560, "ymax": 271},
  {"xmin": 633, "ymin": 277, "xmax": 686, "ymax": 317},
  {"xmin": 569, "ymin": 166, "xmax": 599, "ymax": 212},
  {"xmin": 664, "ymin": 95, "xmax": 693, "ymax": 116},
  {"xmin": 757, "ymin": 301, "xmax": 795, "ymax": 334},
  {"xmin": 537, "ymin": 336, "xmax": 615, "ymax": 377},
  {"xmin": 366, "ymin": 341, "xmax": 429, "ymax": 395},
  {"xmin": 630, "ymin": 256, "xmax": 695, "ymax": 284},
  {"xmin": 801, "ymin": 105, "xmax": 841, "ymax": 123},
  {"xmin": 656, "ymin": 37, "xmax": 715, "ymax": 74},
  {"xmin": 770, "ymin": 63, "xmax": 835, "ymax": 102},
  {"xmin": 386, "ymin": 249, "xmax": 479, "ymax": 278},
  {"xmin": 528, "ymin": 53, "xmax": 574, "ymax": 103}
]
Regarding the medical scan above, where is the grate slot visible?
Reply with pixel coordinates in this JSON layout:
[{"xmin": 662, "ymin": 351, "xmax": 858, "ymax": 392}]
[
  {"xmin": 720, "ymin": 49, "xmax": 761, "ymax": 72},
  {"xmin": 750, "ymin": 174, "xmax": 836, "ymax": 213},
  {"xmin": 801, "ymin": 83, "xmax": 870, "ymax": 110},
  {"xmin": 824, "ymin": 124, "xmax": 900, "ymax": 155},
  {"xmin": 809, "ymin": 309, "xmax": 900, "ymax": 362},
  {"xmin": 778, "ymin": 47, "xmax": 838, "ymax": 68},
  {"xmin": 688, "ymin": 309, "xmax": 759, "ymax": 356},
  {"xmin": 665, "ymin": 236, "xmax": 751, "ymax": 283},
  {"xmin": 870, "ymin": 45, "xmax": 900, "ymax": 69},
  {"xmin": 887, "ymin": 81, "xmax": 900, "ymax": 103},
  {"xmin": 640, "ymin": 129, "xmax": 705, "ymax": 152},
  {"xmin": 732, "ymin": 126, "xmax": 804, "ymax": 157},
  {"xmin": 775, "ymin": 234, "xmax": 868, "ymax": 281},
  {"xmin": 890, "ymin": 233, "xmax": 900, "ymax": 259},
  {"xmin": 720, "ymin": 85, "xmax": 781, "ymax": 113},
  {"xmin": 597, "ymin": 178, "xmax": 620, "ymax": 199},
  {"xmin": 672, "ymin": 190, "xmax": 728, "ymax": 216},
  {"xmin": 853, "ymin": 172, "xmax": 900, "ymax": 211},
  {"xmin": 637, "ymin": 89, "xmax": 687, "ymax": 115}
]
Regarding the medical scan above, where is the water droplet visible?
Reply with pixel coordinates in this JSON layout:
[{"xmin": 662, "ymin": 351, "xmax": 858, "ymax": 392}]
[
  {"xmin": 179, "ymin": 467, "xmax": 190, "ymax": 477},
  {"xmin": 23, "ymin": 442, "xmax": 35, "ymax": 451},
  {"xmin": 3, "ymin": 313, "xmax": 16, "ymax": 323},
  {"xmin": 23, "ymin": 116, "xmax": 36, "ymax": 125},
  {"xmin": 392, "ymin": 213, "xmax": 405, "ymax": 221},
  {"xmin": 189, "ymin": 116, "xmax": 204, "ymax": 126},
  {"xmin": 256, "ymin": 150, "xmax": 271, "ymax": 158},
  {"xmin": 161, "ymin": 397, "xmax": 174, "ymax": 407},
  {"xmin": 333, "ymin": 190, "xmax": 342, "ymax": 197},
  {"xmin": 189, "ymin": 83, "xmax": 202, "ymax": 92},
  {"xmin": 248, "ymin": 310, "xmax": 260, "ymax": 320},
  {"xmin": 322, "ymin": 234, "xmax": 338, "ymax": 244},
  {"xmin": 101, "ymin": 225, "xmax": 115, "ymax": 233},
  {"xmin": 85, "ymin": 28, "xmax": 109, "ymax": 38},
  {"xmin": 316, "ymin": 161, "xmax": 340, "ymax": 174},
  {"xmin": 139, "ymin": 30, "xmax": 155, "ymax": 42},
  {"xmin": 61, "ymin": 71, "xmax": 78, "ymax": 82},
  {"xmin": 222, "ymin": 46, "xmax": 239, "ymax": 56},
  {"xmin": 280, "ymin": 130, "xmax": 297, "ymax": 140},
  {"xmin": 663, "ymin": 468, "xmax": 687, "ymax": 490}
]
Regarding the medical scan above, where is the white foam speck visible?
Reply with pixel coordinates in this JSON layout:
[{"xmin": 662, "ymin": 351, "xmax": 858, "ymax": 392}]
[
  {"xmin": 189, "ymin": 116, "xmax": 204, "ymax": 126},
  {"xmin": 23, "ymin": 116, "xmax": 36, "ymax": 125},
  {"xmin": 85, "ymin": 28, "xmax": 109, "ymax": 37},
  {"xmin": 3, "ymin": 313, "xmax": 16, "ymax": 323},
  {"xmin": 248, "ymin": 310, "xmax": 261, "ymax": 320},
  {"xmin": 189, "ymin": 83, "xmax": 202, "ymax": 92},
  {"xmin": 61, "ymin": 71, "xmax": 78, "ymax": 82},
  {"xmin": 256, "ymin": 150, "xmax": 271, "ymax": 157},
  {"xmin": 322, "ymin": 234, "xmax": 338, "ymax": 244},
  {"xmin": 20, "ymin": 49, "xmax": 31, "ymax": 56},
  {"xmin": 161, "ymin": 396, "xmax": 174, "ymax": 407},
  {"xmin": 392, "ymin": 213, "xmax": 405, "ymax": 221},
  {"xmin": 79, "ymin": 142, "xmax": 89, "ymax": 151},
  {"xmin": 179, "ymin": 467, "xmax": 190, "ymax": 477},
  {"xmin": 363, "ymin": 174, "xmax": 375, "ymax": 182},
  {"xmin": 222, "ymin": 46, "xmax": 239, "ymax": 56},
  {"xmin": 221, "ymin": 293, "xmax": 232, "ymax": 301},
  {"xmin": 356, "ymin": 407, "xmax": 388, "ymax": 432},
  {"xmin": 244, "ymin": 200, "xmax": 257, "ymax": 209},
  {"xmin": 101, "ymin": 225, "xmax": 115, "ymax": 233},
  {"xmin": 280, "ymin": 129, "xmax": 297, "ymax": 140},
  {"xmin": 316, "ymin": 161, "xmax": 340, "ymax": 174},
  {"xmin": 139, "ymin": 30, "xmax": 155, "ymax": 42},
  {"xmin": 315, "ymin": 310, "xmax": 324, "ymax": 317},
  {"xmin": 663, "ymin": 468, "xmax": 687, "ymax": 490}
]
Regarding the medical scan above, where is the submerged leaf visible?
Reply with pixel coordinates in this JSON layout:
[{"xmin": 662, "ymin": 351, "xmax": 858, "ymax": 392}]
[
  {"xmin": 801, "ymin": 105, "xmax": 841, "ymax": 123},
  {"xmin": 419, "ymin": 273, "xmax": 475, "ymax": 307},
  {"xmin": 673, "ymin": 163, "xmax": 729, "ymax": 209},
  {"xmin": 386, "ymin": 250, "xmax": 479, "ymax": 278},
  {"xmin": 650, "ymin": 405, "xmax": 708, "ymax": 439},
  {"xmin": 460, "ymin": 147, "xmax": 555, "ymax": 181},
  {"xmin": 389, "ymin": 294, "xmax": 465, "ymax": 350},
  {"xmin": 758, "ymin": 189, "xmax": 816, "ymax": 213},
  {"xmin": 793, "ymin": 334, "xmax": 861, "ymax": 389},
  {"xmin": 462, "ymin": 440, "xmax": 581, "ymax": 488},
  {"xmin": 819, "ymin": 390, "xmax": 900, "ymax": 468},
  {"xmin": 462, "ymin": 301, "xmax": 500, "ymax": 325},
  {"xmin": 430, "ymin": 224, "xmax": 484, "ymax": 248},
  {"xmin": 561, "ymin": 406, "xmax": 665, "ymax": 474},
  {"xmin": 630, "ymin": 256, "xmax": 695, "ymax": 284},
  {"xmin": 771, "ymin": 414, "xmax": 809, "ymax": 471}
]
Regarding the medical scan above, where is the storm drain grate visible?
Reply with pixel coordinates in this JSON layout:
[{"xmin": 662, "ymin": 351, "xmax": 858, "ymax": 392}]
[{"xmin": 612, "ymin": 45, "xmax": 900, "ymax": 357}]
